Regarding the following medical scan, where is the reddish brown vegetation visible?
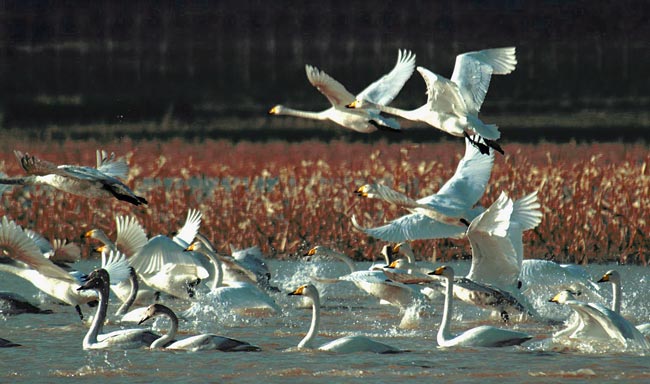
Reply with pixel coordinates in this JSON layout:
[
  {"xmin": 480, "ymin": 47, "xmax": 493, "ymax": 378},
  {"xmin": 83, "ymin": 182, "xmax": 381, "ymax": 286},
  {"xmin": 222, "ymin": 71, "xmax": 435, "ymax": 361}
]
[{"xmin": 0, "ymin": 137, "xmax": 648, "ymax": 265}]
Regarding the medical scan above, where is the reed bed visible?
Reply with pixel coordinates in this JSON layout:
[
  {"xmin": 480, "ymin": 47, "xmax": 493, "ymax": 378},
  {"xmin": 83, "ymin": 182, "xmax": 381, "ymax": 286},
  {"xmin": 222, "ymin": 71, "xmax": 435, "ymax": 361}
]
[{"xmin": 0, "ymin": 137, "xmax": 648, "ymax": 265}]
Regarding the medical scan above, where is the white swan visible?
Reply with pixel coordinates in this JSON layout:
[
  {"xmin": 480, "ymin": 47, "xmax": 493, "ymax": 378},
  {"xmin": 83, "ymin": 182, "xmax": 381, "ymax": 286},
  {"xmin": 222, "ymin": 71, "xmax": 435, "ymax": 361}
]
[
  {"xmin": 269, "ymin": 49, "xmax": 415, "ymax": 133},
  {"xmin": 128, "ymin": 209, "xmax": 209, "ymax": 299},
  {"xmin": 597, "ymin": 270, "xmax": 650, "ymax": 337},
  {"xmin": 181, "ymin": 241, "xmax": 280, "ymax": 317},
  {"xmin": 138, "ymin": 303, "xmax": 261, "ymax": 351},
  {"xmin": 0, "ymin": 216, "xmax": 97, "ymax": 319},
  {"xmin": 77, "ymin": 264, "xmax": 162, "ymax": 350},
  {"xmin": 549, "ymin": 290, "xmax": 649, "ymax": 350},
  {"xmin": 0, "ymin": 150, "xmax": 147, "ymax": 205},
  {"xmin": 288, "ymin": 284, "xmax": 404, "ymax": 353},
  {"xmin": 351, "ymin": 135, "xmax": 493, "ymax": 242},
  {"xmin": 347, "ymin": 47, "xmax": 517, "ymax": 154},
  {"xmin": 430, "ymin": 266, "xmax": 531, "ymax": 347}
]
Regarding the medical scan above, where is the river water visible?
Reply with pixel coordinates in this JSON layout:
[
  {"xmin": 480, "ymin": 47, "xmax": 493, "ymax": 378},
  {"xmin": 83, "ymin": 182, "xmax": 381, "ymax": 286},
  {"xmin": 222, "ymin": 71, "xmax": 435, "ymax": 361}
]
[{"xmin": 1, "ymin": 259, "xmax": 649, "ymax": 383}]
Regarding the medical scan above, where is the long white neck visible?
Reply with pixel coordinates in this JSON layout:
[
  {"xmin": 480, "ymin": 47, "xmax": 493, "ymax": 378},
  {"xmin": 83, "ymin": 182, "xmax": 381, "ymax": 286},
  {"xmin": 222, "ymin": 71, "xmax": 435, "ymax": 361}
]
[
  {"xmin": 278, "ymin": 107, "xmax": 329, "ymax": 121},
  {"xmin": 115, "ymin": 269, "xmax": 138, "ymax": 317},
  {"xmin": 94, "ymin": 230, "xmax": 117, "ymax": 250},
  {"xmin": 199, "ymin": 248, "xmax": 223, "ymax": 290},
  {"xmin": 84, "ymin": 284, "xmax": 110, "ymax": 349},
  {"xmin": 438, "ymin": 275, "xmax": 454, "ymax": 345},
  {"xmin": 374, "ymin": 104, "xmax": 423, "ymax": 121},
  {"xmin": 326, "ymin": 250, "xmax": 357, "ymax": 273},
  {"xmin": 611, "ymin": 280, "xmax": 621, "ymax": 313},
  {"xmin": 299, "ymin": 292, "xmax": 321, "ymax": 349},
  {"xmin": 150, "ymin": 306, "xmax": 178, "ymax": 349}
]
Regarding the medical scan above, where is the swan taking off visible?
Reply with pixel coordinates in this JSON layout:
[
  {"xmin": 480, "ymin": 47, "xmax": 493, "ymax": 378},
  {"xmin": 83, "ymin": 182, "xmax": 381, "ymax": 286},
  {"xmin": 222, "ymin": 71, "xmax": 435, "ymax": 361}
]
[
  {"xmin": 548, "ymin": 290, "xmax": 649, "ymax": 350},
  {"xmin": 347, "ymin": 47, "xmax": 517, "ymax": 154},
  {"xmin": 269, "ymin": 49, "xmax": 415, "ymax": 133},
  {"xmin": 0, "ymin": 150, "xmax": 147, "ymax": 206},
  {"xmin": 288, "ymin": 284, "xmax": 404, "ymax": 353},
  {"xmin": 430, "ymin": 266, "xmax": 532, "ymax": 348},
  {"xmin": 138, "ymin": 303, "xmax": 261, "ymax": 352},
  {"xmin": 597, "ymin": 270, "xmax": 650, "ymax": 337},
  {"xmin": 351, "ymin": 135, "xmax": 494, "ymax": 242}
]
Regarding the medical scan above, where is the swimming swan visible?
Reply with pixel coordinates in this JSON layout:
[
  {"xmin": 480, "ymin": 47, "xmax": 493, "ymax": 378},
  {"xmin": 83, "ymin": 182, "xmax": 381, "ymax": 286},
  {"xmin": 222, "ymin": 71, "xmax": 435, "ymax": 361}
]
[
  {"xmin": 347, "ymin": 47, "xmax": 517, "ymax": 154},
  {"xmin": 269, "ymin": 49, "xmax": 415, "ymax": 133},
  {"xmin": 0, "ymin": 150, "xmax": 147, "ymax": 205},
  {"xmin": 597, "ymin": 270, "xmax": 650, "ymax": 337},
  {"xmin": 77, "ymin": 264, "xmax": 162, "ymax": 350},
  {"xmin": 351, "ymin": 136, "xmax": 493, "ymax": 242},
  {"xmin": 288, "ymin": 284, "xmax": 404, "ymax": 353},
  {"xmin": 430, "ymin": 266, "xmax": 532, "ymax": 348},
  {"xmin": 549, "ymin": 290, "xmax": 649, "ymax": 349},
  {"xmin": 138, "ymin": 303, "xmax": 261, "ymax": 351}
]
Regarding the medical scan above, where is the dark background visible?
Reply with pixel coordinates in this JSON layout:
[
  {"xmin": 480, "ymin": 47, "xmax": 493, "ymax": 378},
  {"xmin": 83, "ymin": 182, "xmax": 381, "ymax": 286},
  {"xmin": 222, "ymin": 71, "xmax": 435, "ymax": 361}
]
[{"xmin": 1, "ymin": 0, "xmax": 648, "ymax": 142}]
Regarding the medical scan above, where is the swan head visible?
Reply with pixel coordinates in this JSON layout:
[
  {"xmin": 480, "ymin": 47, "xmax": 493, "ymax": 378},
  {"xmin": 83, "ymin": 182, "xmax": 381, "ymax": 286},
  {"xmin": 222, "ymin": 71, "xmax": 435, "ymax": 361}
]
[
  {"xmin": 185, "ymin": 241, "xmax": 203, "ymax": 252},
  {"xmin": 428, "ymin": 265, "xmax": 454, "ymax": 279},
  {"xmin": 597, "ymin": 270, "xmax": 620, "ymax": 284},
  {"xmin": 387, "ymin": 259, "xmax": 409, "ymax": 270},
  {"xmin": 137, "ymin": 303, "xmax": 169, "ymax": 325},
  {"xmin": 304, "ymin": 246, "xmax": 333, "ymax": 258},
  {"xmin": 268, "ymin": 105, "xmax": 284, "ymax": 115},
  {"xmin": 82, "ymin": 229, "xmax": 100, "ymax": 240},
  {"xmin": 355, "ymin": 184, "xmax": 376, "ymax": 198},
  {"xmin": 345, "ymin": 99, "xmax": 372, "ymax": 109},
  {"xmin": 549, "ymin": 289, "xmax": 580, "ymax": 304},
  {"xmin": 288, "ymin": 284, "xmax": 318, "ymax": 299},
  {"xmin": 77, "ymin": 268, "xmax": 110, "ymax": 291}
]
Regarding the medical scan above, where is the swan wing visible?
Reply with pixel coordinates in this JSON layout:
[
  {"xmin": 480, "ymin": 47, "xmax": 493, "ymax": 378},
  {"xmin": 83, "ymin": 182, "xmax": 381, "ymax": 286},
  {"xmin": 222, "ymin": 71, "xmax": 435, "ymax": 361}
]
[
  {"xmin": 50, "ymin": 239, "xmax": 82, "ymax": 263},
  {"xmin": 101, "ymin": 250, "xmax": 132, "ymax": 285},
  {"xmin": 172, "ymin": 209, "xmax": 202, "ymax": 248},
  {"xmin": 14, "ymin": 150, "xmax": 59, "ymax": 175},
  {"xmin": 450, "ymin": 47, "xmax": 517, "ymax": 114},
  {"xmin": 24, "ymin": 229, "xmax": 54, "ymax": 256},
  {"xmin": 115, "ymin": 215, "xmax": 148, "ymax": 256},
  {"xmin": 319, "ymin": 335, "xmax": 401, "ymax": 354},
  {"xmin": 417, "ymin": 66, "xmax": 466, "ymax": 114},
  {"xmin": 419, "ymin": 136, "xmax": 494, "ymax": 214},
  {"xmin": 305, "ymin": 64, "xmax": 356, "ymax": 108},
  {"xmin": 129, "ymin": 235, "xmax": 205, "ymax": 276},
  {"xmin": 351, "ymin": 213, "xmax": 467, "ymax": 242},
  {"xmin": 511, "ymin": 191, "xmax": 543, "ymax": 231},
  {"xmin": 0, "ymin": 216, "xmax": 77, "ymax": 283},
  {"xmin": 445, "ymin": 325, "xmax": 531, "ymax": 348},
  {"xmin": 169, "ymin": 334, "xmax": 260, "ymax": 352},
  {"xmin": 95, "ymin": 149, "xmax": 129, "ymax": 180},
  {"xmin": 356, "ymin": 49, "xmax": 416, "ymax": 106}
]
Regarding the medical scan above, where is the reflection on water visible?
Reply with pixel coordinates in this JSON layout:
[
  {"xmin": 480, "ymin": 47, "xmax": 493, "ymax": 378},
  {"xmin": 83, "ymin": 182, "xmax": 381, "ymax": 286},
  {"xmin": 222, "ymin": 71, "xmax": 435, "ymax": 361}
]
[{"xmin": 1, "ymin": 260, "xmax": 649, "ymax": 383}]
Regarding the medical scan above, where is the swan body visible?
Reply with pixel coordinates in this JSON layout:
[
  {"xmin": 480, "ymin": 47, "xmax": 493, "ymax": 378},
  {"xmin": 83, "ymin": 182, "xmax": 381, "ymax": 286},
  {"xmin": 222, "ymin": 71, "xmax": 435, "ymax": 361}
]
[
  {"xmin": 430, "ymin": 266, "xmax": 531, "ymax": 348},
  {"xmin": 77, "ymin": 267, "xmax": 160, "ymax": 350},
  {"xmin": 0, "ymin": 291, "xmax": 53, "ymax": 315},
  {"xmin": 347, "ymin": 47, "xmax": 517, "ymax": 153},
  {"xmin": 549, "ymin": 290, "xmax": 649, "ymax": 349},
  {"xmin": 0, "ymin": 338, "xmax": 20, "ymax": 347},
  {"xmin": 269, "ymin": 49, "xmax": 415, "ymax": 133},
  {"xmin": 597, "ymin": 270, "xmax": 650, "ymax": 337},
  {"xmin": 351, "ymin": 136, "xmax": 494, "ymax": 242},
  {"xmin": 138, "ymin": 303, "xmax": 261, "ymax": 351},
  {"xmin": 0, "ymin": 150, "xmax": 147, "ymax": 205},
  {"xmin": 288, "ymin": 284, "xmax": 403, "ymax": 353},
  {"xmin": 0, "ymin": 216, "xmax": 97, "ymax": 319}
]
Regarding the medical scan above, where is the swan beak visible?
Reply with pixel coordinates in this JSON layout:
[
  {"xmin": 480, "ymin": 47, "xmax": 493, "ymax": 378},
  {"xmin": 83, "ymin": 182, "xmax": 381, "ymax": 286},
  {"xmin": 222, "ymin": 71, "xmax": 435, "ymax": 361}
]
[
  {"xmin": 597, "ymin": 274, "xmax": 610, "ymax": 283},
  {"xmin": 548, "ymin": 293, "xmax": 561, "ymax": 303},
  {"xmin": 392, "ymin": 243, "xmax": 403, "ymax": 253},
  {"xmin": 288, "ymin": 285, "xmax": 306, "ymax": 296},
  {"xmin": 185, "ymin": 243, "xmax": 197, "ymax": 252},
  {"xmin": 387, "ymin": 260, "xmax": 398, "ymax": 269},
  {"xmin": 95, "ymin": 245, "xmax": 107, "ymax": 253},
  {"xmin": 355, "ymin": 185, "xmax": 368, "ymax": 197},
  {"xmin": 82, "ymin": 229, "xmax": 94, "ymax": 239},
  {"xmin": 268, "ymin": 106, "xmax": 279, "ymax": 115},
  {"xmin": 304, "ymin": 248, "xmax": 317, "ymax": 257},
  {"xmin": 429, "ymin": 266, "xmax": 446, "ymax": 276},
  {"xmin": 460, "ymin": 218, "xmax": 471, "ymax": 227},
  {"xmin": 138, "ymin": 316, "xmax": 151, "ymax": 325},
  {"xmin": 346, "ymin": 101, "xmax": 358, "ymax": 109}
]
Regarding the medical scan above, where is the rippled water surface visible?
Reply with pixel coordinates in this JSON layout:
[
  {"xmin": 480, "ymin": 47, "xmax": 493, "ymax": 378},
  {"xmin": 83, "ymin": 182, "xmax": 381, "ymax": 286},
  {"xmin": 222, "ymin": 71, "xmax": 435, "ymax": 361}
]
[{"xmin": 1, "ymin": 260, "xmax": 649, "ymax": 383}]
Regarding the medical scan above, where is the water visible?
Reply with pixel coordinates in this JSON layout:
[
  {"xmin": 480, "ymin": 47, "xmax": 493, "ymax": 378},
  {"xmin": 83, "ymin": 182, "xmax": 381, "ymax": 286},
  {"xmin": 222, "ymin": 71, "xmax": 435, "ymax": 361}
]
[{"xmin": 1, "ymin": 260, "xmax": 649, "ymax": 383}]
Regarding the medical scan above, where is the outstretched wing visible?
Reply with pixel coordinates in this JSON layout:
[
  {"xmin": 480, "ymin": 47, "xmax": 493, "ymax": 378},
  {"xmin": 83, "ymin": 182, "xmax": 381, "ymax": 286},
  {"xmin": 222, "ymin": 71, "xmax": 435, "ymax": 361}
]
[
  {"xmin": 14, "ymin": 151, "xmax": 60, "ymax": 176},
  {"xmin": 351, "ymin": 214, "xmax": 467, "ymax": 242},
  {"xmin": 96, "ymin": 150, "xmax": 129, "ymax": 180},
  {"xmin": 356, "ymin": 49, "xmax": 416, "ymax": 106},
  {"xmin": 305, "ymin": 65, "xmax": 356, "ymax": 108},
  {"xmin": 417, "ymin": 66, "xmax": 466, "ymax": 114}
]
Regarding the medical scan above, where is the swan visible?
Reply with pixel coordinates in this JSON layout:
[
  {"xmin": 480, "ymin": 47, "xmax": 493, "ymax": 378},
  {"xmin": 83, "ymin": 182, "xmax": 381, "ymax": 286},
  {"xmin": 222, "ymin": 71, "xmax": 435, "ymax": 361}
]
[
  {"xmin": 0, "ymin": 150, "xmax": 147, "ymax": 205},
  {"xmin": 138, "ymin": 303, "xmax": 261, "ymax": 351},
  {"xmin": 548, "ymin": 290, "xmax": 649, "ymax": 349},
  {"xmin": 288, "ymin": 284, "xmax": 404, "ymax": 353},
  {"xmin": 0, "ymin": 338, "xmax": 20, "ymax": 348},
  {"xmin": 430, "ymin": 266, "xmax": 532, "ymax": 347},
  {"xmin": 181, "ymin": 241, "xmax": 280, "ymax": 317},
  {"xmin": 597, "ymin": 270, "xmax": 650, "ymax": 337},
  {"xmin": 128, "ymin": 209, "xmax": 209, "ymax": 299},
  {"xmin": 0, "ymin": 291, "xmax": 53, "ymax": 315},
  {"xmin": 351, "ymin": 135, "xmax": 493, "ymax": 242},
  {"xmin": 347, "ymin": 47, "xmax": 517, "ymax": 154},
  {"xmin": 0, "ymin": 216, "xmax": 97, "ymax": 319},
  {"xmin": 269, "ymin": 49, "xmax": 415, "ymax": 133},
  {"xmin": 77, "ymin": 264, "xmax": 163, "ymax": 350}
]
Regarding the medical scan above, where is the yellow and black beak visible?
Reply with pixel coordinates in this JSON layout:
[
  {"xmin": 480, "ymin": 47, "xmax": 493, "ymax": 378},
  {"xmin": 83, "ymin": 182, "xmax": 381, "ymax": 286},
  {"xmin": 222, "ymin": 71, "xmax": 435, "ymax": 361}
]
[
  {"xmin": 597, "ymin": 273, "xmax": 610, "ymax": 283},
  {"xmin": 355, "ymin": 185, "xmax": 368, "ymax": 197},
  {"xmin": 268, "ymin": 106, "xmax": 279, "ymax": 115},
  {"xmin": 429, "ymin": 266, "xmax": 446, "ymax": 276},
  {"xmin": 288, "ymin": 285, "xmax": 306, "ymax": 296},
  {"xmin": 346, "ymin": 100, "xmax": 358, "ymax": 109}
]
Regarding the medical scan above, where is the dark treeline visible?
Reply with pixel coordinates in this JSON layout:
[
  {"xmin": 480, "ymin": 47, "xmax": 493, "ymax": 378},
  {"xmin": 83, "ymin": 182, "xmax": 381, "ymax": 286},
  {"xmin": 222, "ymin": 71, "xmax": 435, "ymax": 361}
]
[{"xmin": 0, "ymin": 0, "xmax": 648, "ymax": 139}]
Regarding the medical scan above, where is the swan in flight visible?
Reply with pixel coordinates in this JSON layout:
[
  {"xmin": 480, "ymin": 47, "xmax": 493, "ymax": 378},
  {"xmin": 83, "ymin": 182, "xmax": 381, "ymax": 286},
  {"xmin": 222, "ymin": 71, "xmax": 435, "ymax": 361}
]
[
  {"xmin": 597, "ymin": 270, "xmax": 650, "ymax": 337},
  {"xmin": 288, "ymin": 284, "xmax": 404, "ymax": 353},
  {"xmin": 430, "ymin": 266, "xmax": 532, "ymax": 348},
  {"xmin": 347, "ymin": 47, "xmax": 517, "ymax": 154},
  {"xmin": 0, "ymin": 150, "xmax": 147, "ymax": 205},
  {"xmin": 128, "ymin": 209, "xmax": 209, "ymax": 299},
  {"xmin": 138, "ymin": 303, "xmax": 261, "ymax": 351},
  {"xmin": 181, "ymin": 241, "xmax": 280, "ymax": 317},
  {"xmin": 0, "ymin": 216, "xmax": 97, "ymax": 319},
  {"xmin": 269, "ymin": 49, "xmax": 415, "ymax": 133},
  {"xmin": 76, "ymin": 255, "xmax": 160, "ymax": 350},
  {"xmin": 549, "ymin": 290, "xmax": 649, "ymax": 350},
  {"xmin": 0, "ymin": 291, "xmax": 53, "ymax": 315},
  {"xmin": 351, "ymin": 136, "xmax": 493, "ymax": 242}
]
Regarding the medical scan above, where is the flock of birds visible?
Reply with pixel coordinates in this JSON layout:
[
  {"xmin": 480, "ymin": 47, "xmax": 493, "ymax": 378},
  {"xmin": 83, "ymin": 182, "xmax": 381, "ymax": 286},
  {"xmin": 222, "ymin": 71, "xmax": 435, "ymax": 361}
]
[{"xmin": 0, "ymin": 46, "xmax": 649, "ymax": 354}]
